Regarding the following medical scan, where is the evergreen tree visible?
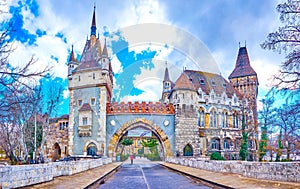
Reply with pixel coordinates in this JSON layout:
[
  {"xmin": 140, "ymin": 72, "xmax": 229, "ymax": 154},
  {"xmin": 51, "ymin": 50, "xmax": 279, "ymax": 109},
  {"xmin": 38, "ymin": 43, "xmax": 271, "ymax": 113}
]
[
  {"xmin": 259, "ymin": 125, "xmax": 268, "ymax": 161},
  {"xmin": 239, "ymin": 113, "xmax": 248, "ymax": 160},
  {"xmin": 276, "ymin": 130, "xmax": 284, "ymax": 161}
]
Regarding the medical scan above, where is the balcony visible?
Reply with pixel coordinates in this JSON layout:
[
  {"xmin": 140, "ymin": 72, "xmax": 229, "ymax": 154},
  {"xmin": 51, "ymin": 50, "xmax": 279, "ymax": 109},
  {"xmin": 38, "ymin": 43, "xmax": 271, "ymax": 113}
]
[{"xmin": 78, "ymin": 125, "xmax": 92, "ymax": 137}]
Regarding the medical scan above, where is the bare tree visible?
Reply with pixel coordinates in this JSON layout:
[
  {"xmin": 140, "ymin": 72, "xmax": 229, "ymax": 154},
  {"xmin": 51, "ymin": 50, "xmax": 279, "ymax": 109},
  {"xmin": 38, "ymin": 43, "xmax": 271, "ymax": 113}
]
[
  {"xmin": 0, "ymin": 25, "xmax": 51, "ymax": 109},
  {"xmin": 0, "ymin": 11, "xmax": 50, "ymax": 163},
  {"xmin": 34, "ymin": 78, "xmax": 64, "ymax": 162},
  {"xmin": 261, "ymin": 0, "xmax": 300, "ymax": 89},
  {"xmin": 276, "ymin": 102, "xmax": 300, "ymax": 160}
]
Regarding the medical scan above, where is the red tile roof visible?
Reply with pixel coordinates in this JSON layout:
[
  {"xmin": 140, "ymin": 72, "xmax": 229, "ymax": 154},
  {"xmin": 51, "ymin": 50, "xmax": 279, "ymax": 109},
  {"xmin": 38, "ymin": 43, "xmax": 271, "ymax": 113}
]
[
  {"xmin": 79, "ymin": 103, "xmax": 92, "ymax": 111},
  {"xmin": 173, "ymin": 72, "xmax": 196, "ymax": 91},
  {"xmin": 173, "ymin": 70, "xmax": 242, "ymax": 98}
]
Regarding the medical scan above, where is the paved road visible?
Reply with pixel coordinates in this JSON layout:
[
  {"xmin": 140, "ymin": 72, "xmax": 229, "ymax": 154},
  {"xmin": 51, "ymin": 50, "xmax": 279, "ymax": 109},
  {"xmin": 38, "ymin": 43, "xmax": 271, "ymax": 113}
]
[{"xmin": 98, "ymin": 157, "xmax": 211, "ymax": 189}]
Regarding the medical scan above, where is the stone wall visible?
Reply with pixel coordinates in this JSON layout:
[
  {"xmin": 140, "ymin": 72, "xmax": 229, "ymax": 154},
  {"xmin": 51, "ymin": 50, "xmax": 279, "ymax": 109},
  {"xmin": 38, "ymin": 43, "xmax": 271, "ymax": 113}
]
[
  {"xmin": 0, "ymin": 158, "xmax": 112, "ymax": 189},
  {"xmin": 166, "ymin": 157, "xmax": 300, "ymax": 183}
]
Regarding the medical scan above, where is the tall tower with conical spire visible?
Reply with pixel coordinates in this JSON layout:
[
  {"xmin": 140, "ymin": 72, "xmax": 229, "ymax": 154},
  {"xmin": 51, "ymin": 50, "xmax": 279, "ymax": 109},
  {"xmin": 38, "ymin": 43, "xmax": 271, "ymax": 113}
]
[
  {"xmin": 68, "ymin": 6, "xmax": 113, "ymax": 157},
  {"xmin": 162, "ymin": 62, "xmax": 172, "ymax": 103},
  {"xmin": 229, "ymin": 46, "xmax": 259, "ymax": 159}
]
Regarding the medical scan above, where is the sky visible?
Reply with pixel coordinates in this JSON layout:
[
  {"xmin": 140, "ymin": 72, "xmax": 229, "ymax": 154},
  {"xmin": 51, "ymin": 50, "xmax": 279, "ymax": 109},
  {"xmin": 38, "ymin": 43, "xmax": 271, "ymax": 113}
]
[{"xmin": 1, "ymin": 0, "xmax": 286, "ymax": 116}]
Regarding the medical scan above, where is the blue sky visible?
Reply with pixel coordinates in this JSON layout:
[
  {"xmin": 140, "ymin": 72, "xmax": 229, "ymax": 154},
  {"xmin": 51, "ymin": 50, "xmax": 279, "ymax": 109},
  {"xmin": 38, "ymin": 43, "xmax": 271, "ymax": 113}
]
[{"xmin": 1, "ymin": 0, "xmax": 285, "ymax": 116}]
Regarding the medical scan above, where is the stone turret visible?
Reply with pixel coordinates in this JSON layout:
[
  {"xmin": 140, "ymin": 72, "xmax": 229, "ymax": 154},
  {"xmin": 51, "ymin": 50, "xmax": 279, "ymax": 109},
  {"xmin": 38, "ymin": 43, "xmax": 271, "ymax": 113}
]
[
  {"xmin": 228, "ymin": 46, "xmax": 258, "ymax": 124},
  {"xmin": 68, "ymin": 45, "xmax": 79, "ymax": 76},
  {"xmin": 162, "ymin": 62, "xmax": 172, "ymax": 103},
  {"xmin": 229, "ymin": 46, "xmax": 259, "ymax": 160}
]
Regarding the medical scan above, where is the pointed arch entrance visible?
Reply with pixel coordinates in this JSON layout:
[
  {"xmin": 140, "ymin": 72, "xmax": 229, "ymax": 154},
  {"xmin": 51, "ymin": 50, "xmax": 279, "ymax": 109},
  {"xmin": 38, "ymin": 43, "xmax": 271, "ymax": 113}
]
[
  {"xmin": 108, "ymin": 118, "xmax": 172, "ymax": 160},
  {"xmin": 87, "ymin": 142, "xmax": 97, "ymax": 156},
  {"xmin": 183, "ymin": 144, "xmax": 193, "ymax": 156},
  {"xmin": 52, "ymin": 143, "xmax": 61, "ymax": 161}
]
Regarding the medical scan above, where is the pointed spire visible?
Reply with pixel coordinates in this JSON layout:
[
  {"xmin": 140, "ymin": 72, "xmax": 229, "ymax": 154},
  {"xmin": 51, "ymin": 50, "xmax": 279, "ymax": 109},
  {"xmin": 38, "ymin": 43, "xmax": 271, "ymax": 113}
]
[
  {"xmin": 102, "ymin": 38, "xmax": 108, "ymax": 57},
  {"xmin": 163, "ymin": 61, "xmax": 171, "ymax": 82},
  {"xmin": 228, "ymin": 46, "xmax": 256, "ymax": 79},
  {"xmin": 90, "ymin": 5, "xmax": 96, "ymax": 36},
  {"xmin": 69, "ymin": 45, "xmax": 77, "ymax": 62}
]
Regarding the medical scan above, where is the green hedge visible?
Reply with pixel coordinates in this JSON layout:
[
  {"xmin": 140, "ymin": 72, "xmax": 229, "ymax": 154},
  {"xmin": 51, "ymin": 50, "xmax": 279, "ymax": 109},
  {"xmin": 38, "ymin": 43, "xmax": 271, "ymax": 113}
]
[
  {"xmin": 146, "ymin": 153, "xmax": 161, "ymax": 161},
  {"xmin": 210, "ymin": 152, "xmax": 225, "ymax": 160}
]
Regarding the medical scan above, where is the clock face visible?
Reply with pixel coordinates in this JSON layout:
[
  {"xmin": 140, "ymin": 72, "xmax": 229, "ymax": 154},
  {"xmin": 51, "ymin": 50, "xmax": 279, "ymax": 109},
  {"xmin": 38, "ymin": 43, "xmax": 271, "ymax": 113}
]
[
  {"xmin": 110, "ymin": 120, "xmax": 116, "ymax": 126},
  {"xmin": 163, "ymin": 120, "xmax": 169, "ymax": 126}
]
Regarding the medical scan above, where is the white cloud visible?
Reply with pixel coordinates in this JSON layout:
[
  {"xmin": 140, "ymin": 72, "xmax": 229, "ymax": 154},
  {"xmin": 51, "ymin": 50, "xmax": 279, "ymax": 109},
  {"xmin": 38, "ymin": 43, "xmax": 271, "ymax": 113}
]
[
  {"xmin": 116, "ymin": 0, "xmax": 169, "ymax": 28},
  {"xmin": 111, "ymin": 54, "xmax": 123, "ymax": 74},
  {"xmin": 4, "ymin": 0, "xmax": 289, "ymax": 106},
  {"xmin": 63, "ymin": 89, "xmax": 69, "ymax": 99}
]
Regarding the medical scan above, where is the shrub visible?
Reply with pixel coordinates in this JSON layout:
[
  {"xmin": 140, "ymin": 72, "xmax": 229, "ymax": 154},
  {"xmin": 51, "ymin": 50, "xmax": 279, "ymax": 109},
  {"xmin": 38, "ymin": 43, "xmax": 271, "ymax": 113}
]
[
  {"xmin": 119, "ymin": 154, "xmax": 129, "ymax": 161},
  {"xmin": 281, "ymin": 159, "xmax": 292, "ymax": 162},
  {"xmin": 145, "ymin": 153, "xmax": 161, "ymax": 161},
  {"xmin": 210, "ymin": 152, "xmax": 225, "ymax": 160}
]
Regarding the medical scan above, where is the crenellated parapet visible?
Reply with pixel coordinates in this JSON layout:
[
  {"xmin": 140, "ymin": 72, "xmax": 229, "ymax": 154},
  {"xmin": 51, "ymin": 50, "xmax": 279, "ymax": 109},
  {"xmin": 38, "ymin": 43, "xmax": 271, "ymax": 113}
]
[{"xmin": 106, "ymin": 101, "xmax": 175, "ymax": 115}]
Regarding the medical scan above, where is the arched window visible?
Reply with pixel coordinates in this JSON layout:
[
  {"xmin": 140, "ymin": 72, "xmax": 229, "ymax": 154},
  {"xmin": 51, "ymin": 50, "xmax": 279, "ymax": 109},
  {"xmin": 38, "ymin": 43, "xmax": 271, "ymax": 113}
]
[
  {"xmin": 52, "ymin": 143, "xmax": 61, "ymax": 162},
  {"xmin": 222, "ymin": 112, "xmax": 225, "ymax": 128},
  {"xmin": 233, "ymin": 112, "xmax": 239, "ymax": 128},
  {"xmin": 213, "ymin": 111, "xmax": 217, "ymax": 128},
  {"xmin": 245, "ymin": 115, "xmax": 248, "ymax": 129},
  {"xmin": 201, "ymin": 111, "xmax": 205, "ymax": 127},
  {"xmin": 87, "ymin": 143, "xmax": 97, "ymax": 156},
  {"xmin": 183, "ymin": 144, "xmax": 193, "ymax": 156},
  {"xmin": 210, "ymin": 109, "xmax": 217, "ymax": 128},
  {"xmin": 225, "ymin": 112, "xmax": 228, "ymax": 128},
  {"xmin": 224, "ymin": 139, "xmax": 230, "ymax": 149},
  {"xmin": 198, "ymin": 109, "xmax": 205, "ymax": 128},
  {"xmin": 236, "ymin": 114, "xmax": 239, "ymax": 128},
  {"xmin": 59, "ymin": 122, "xmax": 64, "ymax": 130},
  {"xmin": 211, "ymin": 138, "xmax": 220, "ymax": 150}
]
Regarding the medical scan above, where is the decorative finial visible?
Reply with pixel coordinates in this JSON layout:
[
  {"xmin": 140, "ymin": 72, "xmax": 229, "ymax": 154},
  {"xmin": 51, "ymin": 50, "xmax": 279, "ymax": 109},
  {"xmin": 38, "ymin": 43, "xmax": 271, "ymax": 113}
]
[
  {"xmin": 245, "ymin": 40, "xmax": 247, "ymax": 47},
  {"xmin": 239, "ymin": 42, "xmax": 240, "ymax": 48},
  {"xmin": 71, "ymin": 44, "xmax": 73, "ymax": 51},
  {"xmin": 165, "ymin": 61, "xmax": 167, "ymax": 67},
  {"xmin": 98, "ymin": 33, "xmax": 99, "ymax": 39}
]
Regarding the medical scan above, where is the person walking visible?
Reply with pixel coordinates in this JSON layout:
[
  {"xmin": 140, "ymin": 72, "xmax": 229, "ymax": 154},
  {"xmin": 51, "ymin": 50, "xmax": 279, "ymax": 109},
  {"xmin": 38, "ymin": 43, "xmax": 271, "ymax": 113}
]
[{"xmin": 130, "ymin": 154, "xmax": 134, "ymax": 164}]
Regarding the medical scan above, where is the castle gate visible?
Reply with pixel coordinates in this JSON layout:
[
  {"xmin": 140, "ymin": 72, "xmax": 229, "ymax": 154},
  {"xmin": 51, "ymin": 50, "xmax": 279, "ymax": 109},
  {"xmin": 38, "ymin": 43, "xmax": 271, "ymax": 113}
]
[{"xmin": 106, "ymin": 102, "xmax": 175, "ymax": 159}]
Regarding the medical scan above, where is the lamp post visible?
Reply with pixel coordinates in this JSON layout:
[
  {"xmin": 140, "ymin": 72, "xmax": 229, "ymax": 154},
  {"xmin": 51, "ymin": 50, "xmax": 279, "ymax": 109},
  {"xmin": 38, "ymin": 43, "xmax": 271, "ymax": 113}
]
[{"xmin": 33, "ymin": 113, "xmax": 37, "ymax": 163}]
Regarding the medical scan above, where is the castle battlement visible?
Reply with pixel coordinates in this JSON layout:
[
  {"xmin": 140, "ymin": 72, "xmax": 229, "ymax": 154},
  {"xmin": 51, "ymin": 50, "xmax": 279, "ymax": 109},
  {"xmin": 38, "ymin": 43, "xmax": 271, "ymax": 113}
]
[{"xmin": 106, "ymin": 101, "xmax": 175, "ymax": 115}]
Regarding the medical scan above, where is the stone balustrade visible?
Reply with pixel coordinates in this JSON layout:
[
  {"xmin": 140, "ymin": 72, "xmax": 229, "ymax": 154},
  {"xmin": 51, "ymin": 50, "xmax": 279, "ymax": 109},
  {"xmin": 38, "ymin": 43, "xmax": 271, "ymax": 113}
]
[
  {"xmin": 0, "ymin": 157, "xmax": 112, "ymax": 189},
  {"xmin": 166, "ymin": 157, "xmax": 300, "ymax": 183}
]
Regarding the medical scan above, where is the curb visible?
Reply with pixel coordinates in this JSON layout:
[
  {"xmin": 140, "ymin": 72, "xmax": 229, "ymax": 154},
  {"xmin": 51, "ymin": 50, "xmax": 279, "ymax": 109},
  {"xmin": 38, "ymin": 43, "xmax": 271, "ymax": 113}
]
[
  {"xmin": 159, "ymin": 163, "xmax": 234, "ymax": 189},
  {"xmin": 85, "ymin": 163, "xmax": 123, "ymax": 189}
]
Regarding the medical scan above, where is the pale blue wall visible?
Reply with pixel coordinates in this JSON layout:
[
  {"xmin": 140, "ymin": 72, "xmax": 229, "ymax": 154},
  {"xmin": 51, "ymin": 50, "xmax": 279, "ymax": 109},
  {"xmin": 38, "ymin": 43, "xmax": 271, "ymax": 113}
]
[{"xmin": 72, "ymin": 87, "xmax": 101, "ymax": 155}]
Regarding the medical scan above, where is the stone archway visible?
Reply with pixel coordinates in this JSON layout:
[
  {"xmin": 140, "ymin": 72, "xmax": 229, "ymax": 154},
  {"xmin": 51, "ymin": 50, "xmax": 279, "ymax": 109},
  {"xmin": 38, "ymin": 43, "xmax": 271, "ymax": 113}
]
[
  {"xmin": 87, "ymin": 143, "xmax": 97, "ymax": 156},
  {"xmin": 52, "ymin": 143, "xmax": 61, "ymax": 162},
  {"xmin": 108, "ymin": 118, "xmax": 172, "ymax": 159}
]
